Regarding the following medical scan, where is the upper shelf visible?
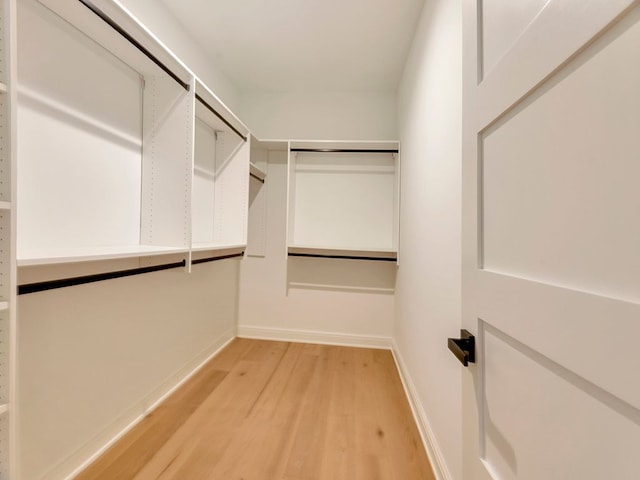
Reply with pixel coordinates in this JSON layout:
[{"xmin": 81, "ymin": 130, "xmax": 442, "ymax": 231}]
[
  {"xmin": 249, "ymin": 162, "xmax": 266, "ymax": 182},
  {"xmin": 251, "ymin": 137, "xmax": 289, "ymax": 151},
  {"xmin": 38, "ymin": 0, "xmax": 192, "ymax": 84},
  {"xmin": 289, "ymin": 140, "xmax": 399, "ymax": 152},
  {"xmin": 195, "ymin": 79, "xmax": 250, "ymax": 142}
]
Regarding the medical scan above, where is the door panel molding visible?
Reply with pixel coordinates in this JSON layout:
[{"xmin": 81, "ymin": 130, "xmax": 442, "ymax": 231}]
[
  {"xmin": 476, "ymin": 0, "xmax": 637, "ymax": 131},
  {"xmin": 478, "ymin": 319, "xmax": 640, "ymax": 480},
  {"xmin": 476, "ymin": 270, "xmax": 640, "ymax": 411}
]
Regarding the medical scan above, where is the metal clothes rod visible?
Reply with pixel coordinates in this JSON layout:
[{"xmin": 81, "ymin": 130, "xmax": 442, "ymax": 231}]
[
  {"xmin": 78, "ymin": 0, "xmax": 190, "ymax": 91},
  {"xmin": 18, "ymin": 259, "xmax": 186, "ymax": 295},
  {"xmin": 195, "ymin": 94, "xmax": 247, "ymax": 142},
  {"xmin": 249, "ymin": 172, "xmax": 265, "ymax": 184},
  {"xmin": 191, "ymin": 252, "xmax": 245, "ymax": 265},
  {"xmin": 290, "ymin": 148, "xmax": 399, "ymax": 154},
  {"xmin": 288, "ymin": 252, "xmax": 397, "ymax": 262}
]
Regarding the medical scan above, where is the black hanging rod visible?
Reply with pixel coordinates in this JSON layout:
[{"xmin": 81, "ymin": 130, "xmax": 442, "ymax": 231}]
[
  {"xmin": 250, "ymin": 172, "xmax": 265, "ymax": 184},
  {"xmin": 288, "ymin": 252, "xmax": 397, "ymax": 262},
  {"xmin": 290, "ymin": 148, "xmax": 398, "ymax": 154},
  {"xmin": 195, "ymin": 94, "xmax": 247, "ymax": 142},
  {"xmin": 191, "ymin": 252, "xmax": 245, "ymax": 265},
  {"xmin": 18, "ymin": 259, "xmax": 187, "ymax": 295},
  {"xmin": 78, "ymin": 0, "xmax": 190, "ymax": 91}
]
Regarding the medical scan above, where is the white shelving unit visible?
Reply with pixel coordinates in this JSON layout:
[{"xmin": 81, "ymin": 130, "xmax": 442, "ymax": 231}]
[
  {"xmin": 16, "ymin": 0, "xmax": 195, "ymax": 267},
  {"xmin": 0, "ymin": 0, "xmax": 16, "ymax": 477},
  {"xmin": 15, "ymin": 0, "xmax": 256, "ymax": 270},
  {"xmin": 191, "ymin": 80, "xmax": 250, "ymax": 258},
  {"xmin": 13, "ymin": 2, "xmax": 255, "ymax": 477},
  {"xmin": 287, "ymin": 141, "xmax": 400, "ymax": 261},
  {"xmin": 247, "ymin": 137, "xmax": 285, "ymax": 257}
]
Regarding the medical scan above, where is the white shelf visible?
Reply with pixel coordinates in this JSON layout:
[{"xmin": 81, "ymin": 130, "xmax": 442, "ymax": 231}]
[
  {"xmin": 0, "ymin": 83, "xmax": 6, "ymax": 94},
  {"xmin": 193, "ymin": 164, "xmax": 216, "ymax": 179},
  {"xmin": 290, "ymin": 140, "xmax": 399, "ymax": 151},
  {"xmin": 38, "ymin": 0, "xmax": 192, "ymax": 83},
  {"xmin": 251, "ymin": 137, "xmax": 288, "ymax": 151},
  {"xmin": 288, "ymin": 282, "xmax": 396, "ymax": 294},
  {"xmin": 0, "ymin": 404, "xmax": 8, "ymax": 416},
  {"xmin": 288, "ymin": 246, "xmax": 397, "ymax": 260},
  {"xmin": 17, "ymin": 245, "xmax": 189, "ymax": 267},
  {"xmin": 0, "ymin": 201, "xmax": 10, "ymax": 210},
  {"xmin": 190, "ymin": 243, "xmax": 245, "ymax": 254},
  {"xmin": 195, "ymin": 80, "xmax": 250, "ymax": 140},
  {"xmin": 0, "ymin": 302, "xmax": 8, "ymax": 312},
  {"xmin": 249, "ymin": 162, "xmax": 267, "ymax": 181}
]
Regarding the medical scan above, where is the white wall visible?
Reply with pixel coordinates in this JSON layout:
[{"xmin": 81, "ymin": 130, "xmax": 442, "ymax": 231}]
[
  {"xmin": 238, "ymin": 91, "xmax": 397, "ymax": 140},
  {"xmin": 118, "ymin": 0, "xmax": 240, "ymax": 111},
  {"xmin": 18, "ymin": 258, "xmax": 240, "ymax": 480},
  {"xmin": 237, "ymin": 89, "xmax": 398, "ymax": 346},
  {"xmin": 395, "ymin": 0, "xmax": 462, "ymax": 479},
  {"xmin": 238, "ymin": 150, "xmax": 395, "ymax": 347}
]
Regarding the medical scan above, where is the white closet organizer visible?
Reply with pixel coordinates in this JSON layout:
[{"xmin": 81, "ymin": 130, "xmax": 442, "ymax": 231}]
[
  {"xmin": 17, "ymin": 0, "xmax": 196, "ymax": 266},
  {"xmin": 287, "ymin": 141, "xmax": 400, "ymax": 261},
  {"xmin": 191, "ymin": 80, "xmax": 250, "ymax": 258},
  {"xmin": 247, "ymin": 137, "xmax": 283, "ymax": 257},
  {"xmin": 0, "ymin": 0, "xmax": 15, "ymax": 476},
  {"xmin": 249, "ymin": 136, "xmax": 276, "ymax": 186}
]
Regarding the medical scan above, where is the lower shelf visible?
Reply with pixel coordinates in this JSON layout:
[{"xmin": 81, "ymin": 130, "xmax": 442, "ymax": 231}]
[
  {"xmin": 287, "ymin": 246, "xmax": 397, "ymax": 261},
  {"xmin": 190, "ymin": 243, "xmax": 246, "ymax": 253},
  {"xmin": 190, "ymin": 245, "xmax": 245, "ymax": 264},
  {"xmin": 17, "ymin": 245, "xmax": 190, "ymax": 267}
]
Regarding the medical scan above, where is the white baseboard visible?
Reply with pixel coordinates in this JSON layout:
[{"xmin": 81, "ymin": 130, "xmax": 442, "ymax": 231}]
[
  {"xmin": 391, "ymin": 340, "xmax": 452, "ymax": 480},
  {"xmin": 62, "ymin": 328, "xmax": 236, "ymax": 480},
  {"xmin": 238, "ymin": 325, "xmax": 392, "ymax": 349}
]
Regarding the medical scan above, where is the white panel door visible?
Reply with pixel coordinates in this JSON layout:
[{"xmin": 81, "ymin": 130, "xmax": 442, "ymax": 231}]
[{"xmin": 462, "ymin": 1, "xmax": 640, "ymax": 479}]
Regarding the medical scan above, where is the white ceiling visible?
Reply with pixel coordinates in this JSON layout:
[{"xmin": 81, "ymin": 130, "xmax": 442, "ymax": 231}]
[{"xmin": 160, "ymin": 0, "xmax": 425, "ymax": 94}]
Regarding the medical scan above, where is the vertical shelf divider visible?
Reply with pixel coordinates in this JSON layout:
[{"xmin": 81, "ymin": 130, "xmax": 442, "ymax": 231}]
[{"xmin": 5, "ymin": 0, "xmax": 16, "ymax": 477}]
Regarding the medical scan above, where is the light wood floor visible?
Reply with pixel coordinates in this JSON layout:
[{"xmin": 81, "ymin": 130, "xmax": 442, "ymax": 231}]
[{"xmin": 76, "ymin": 339, "xmax": 435, "ymax": 480}]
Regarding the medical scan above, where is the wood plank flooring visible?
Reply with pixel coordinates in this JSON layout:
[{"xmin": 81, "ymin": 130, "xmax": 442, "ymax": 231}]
[{"xmin": 76, "ymin": 339, "xmax": 435, "ymax": 480}]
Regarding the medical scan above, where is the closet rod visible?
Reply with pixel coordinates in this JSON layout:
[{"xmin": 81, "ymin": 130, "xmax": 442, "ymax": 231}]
[
  {"xmin": 288, "ymin": 252, "xmax": 397, "ymax": 262},
  {"xmin": 191, "ymin": 252, "xmax": 245, "ymax": 265},
  {"xmin": 290, "ymin": 148, "xmax": 399, "ymax": 154},
  {"xmin": 78, "ymin": 0, "xmax": 190, "ymax": 91},
  {"xmin": 196, "ymin": 94, "xmax": 247, "ymax": 142},
  {"xmin": 249, "ymin": 172, "xmax": 265, "ymax": 184},
  {"xmin": 18, "ymin": 259, "xmax": 186, "ymax": 295}
]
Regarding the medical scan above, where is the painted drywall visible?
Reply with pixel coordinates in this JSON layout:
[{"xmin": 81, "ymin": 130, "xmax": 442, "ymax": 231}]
[
  {"xmin": 238, "ymin": 150, "xmax": 395, "ymax": 347},
  {"xmin": 238, "ymin": 91, "xmax": 397, "ymax": 140},
  {"xmin": 118, "ymin": 0, "xmax": 240, "ymax": 111},
  {"xmin": 18, "ymin": 259, "xmax": 240, "ymax": 480},
  {"xmin": 395, "ymin": 0, "xmax": 463, "ymax": 478}
]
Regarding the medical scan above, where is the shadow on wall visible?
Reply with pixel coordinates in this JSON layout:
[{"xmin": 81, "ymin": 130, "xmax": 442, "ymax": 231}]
[{"xmin": 287, "ymin": 256, "xmax": 397, "ymax": 294}]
